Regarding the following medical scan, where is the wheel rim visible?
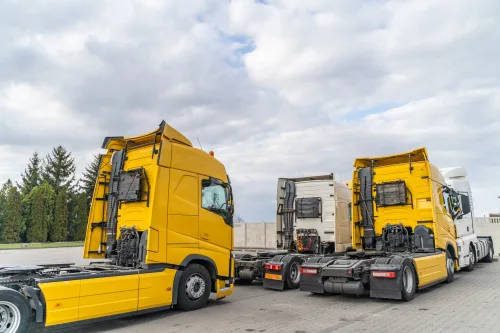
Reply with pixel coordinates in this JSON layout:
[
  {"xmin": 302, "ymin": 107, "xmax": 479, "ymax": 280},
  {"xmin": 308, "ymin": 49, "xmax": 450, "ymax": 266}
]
[
  {"xmin": 290, "ymin": 262, "xmax": 300, "ymax": 284},
  {"xmin": 185, "ymin": 273, "xmax": 206, "ymax": 301},
  {"xmin": 402, "ymin": 266, "xmax": 414, "ymax": 294},
  {"xmin": 0, "ymin": 301, "xmax": 21, "ymax": 333},
  {"xmin": 470, "ymin": 247, "xmax": 476, "ymax": 266},
  {"xmin": 447, "ymin": 257, "xmax": 454, "ymax": 276},
  {"xmin": 490, "ymin": 247, "xmax": 493, "ymax": 258}
]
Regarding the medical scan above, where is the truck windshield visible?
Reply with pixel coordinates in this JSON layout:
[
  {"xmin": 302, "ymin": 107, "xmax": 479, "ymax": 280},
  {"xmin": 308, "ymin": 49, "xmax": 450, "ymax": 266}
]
[{"xmin": 202, "ymin": 179, "xmax": 232, "ymax": 219}]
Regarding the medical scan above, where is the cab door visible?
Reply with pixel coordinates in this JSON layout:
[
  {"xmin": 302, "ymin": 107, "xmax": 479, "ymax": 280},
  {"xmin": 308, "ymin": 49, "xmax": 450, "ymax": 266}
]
[
  {"xmin": 198, "ymin": 176, "xmax": 233, "ymax": 277},
  {"xmin": 437, "ymin": 187, "xmax": 457, "ymax": 243}
]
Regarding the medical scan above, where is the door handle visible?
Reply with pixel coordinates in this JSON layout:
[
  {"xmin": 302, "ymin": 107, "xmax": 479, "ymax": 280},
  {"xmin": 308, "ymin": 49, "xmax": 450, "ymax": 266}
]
[{"xmin": 201, "ymin": 233, "xmax": 209, "ymax": 240}]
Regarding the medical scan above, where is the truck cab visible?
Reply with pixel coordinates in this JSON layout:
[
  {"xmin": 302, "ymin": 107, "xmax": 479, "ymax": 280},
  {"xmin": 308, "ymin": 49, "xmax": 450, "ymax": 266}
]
[
  {"xmin": 234, "ymin": 174, "xmax": 352, "ymax": 291},
  {"xmin": 440, "ymin": 167, "xmax": 494, "ymax": 270},
  {"xmin": 276, "ymin": 174, "xmax": 352, "ymax": 254}
]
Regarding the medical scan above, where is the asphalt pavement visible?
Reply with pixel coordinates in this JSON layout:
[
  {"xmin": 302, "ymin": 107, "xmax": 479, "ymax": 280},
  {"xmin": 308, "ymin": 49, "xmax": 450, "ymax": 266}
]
[{"xmin": 1, "ymin": 247, "xmax": 498, "ymax": 333}]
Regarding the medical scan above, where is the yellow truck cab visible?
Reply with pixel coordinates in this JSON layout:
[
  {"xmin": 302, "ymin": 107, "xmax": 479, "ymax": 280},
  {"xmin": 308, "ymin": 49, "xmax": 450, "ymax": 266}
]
[
  {"xmin": 299, "ymin": 147, "xmax": 493, "ymax": 301},
  {"xmin": 0, "ymin": 121, "xmax": 235, "ymax": 333}
]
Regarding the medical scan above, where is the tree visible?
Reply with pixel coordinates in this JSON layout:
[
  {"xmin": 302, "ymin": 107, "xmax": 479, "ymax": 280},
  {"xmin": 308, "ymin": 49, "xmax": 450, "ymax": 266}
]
[
  {"xmin": 18, "ymin": 152, "xmax": 42, "ymax": 196},
  {"xmin": 25, "ymin": 186, "xmax": 47, "ymax": 242},
  {"xmin": 42, "ymin": 146, "xmax": 76, "ymax": 194},
  {"xmin": 38, "ymin": 182, "xmax": 56, "ymax": 240},
  {"xmin": 0, "ymin": 180, "xmax": 13, "ymax": 237},
  {"xmin": 68, "ymin": 192, "xmax": 88, "ymax": 241},
  {"xmin": 1, "ymin": 186, "xmax": 22, "ymax": 243},
  {"xmin": 50, "ymin": 187, "xmax": 68, "ymax": 242},
  {"xmin": 80, "ymin": 154, "xmax": 100, "ymax": 208}
]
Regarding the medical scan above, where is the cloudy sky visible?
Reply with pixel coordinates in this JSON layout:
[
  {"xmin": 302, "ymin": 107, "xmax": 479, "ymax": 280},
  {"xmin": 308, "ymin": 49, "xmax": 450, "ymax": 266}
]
[{"xmin": 1, "ymin": 0, "xmax": 499, "ymax": 221}]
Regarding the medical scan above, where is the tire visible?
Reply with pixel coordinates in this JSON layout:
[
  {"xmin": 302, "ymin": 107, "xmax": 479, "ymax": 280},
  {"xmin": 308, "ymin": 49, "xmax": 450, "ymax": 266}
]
[
  {"xmin": 464, "ymin": 244, "xmax": 476, "ymax": 272},
  {"xmin": 285, "ymin": 257, "xmax": 303, "ymax": 289},
  {"xmin": 0, "ymin": 288, "xmax": 32, "ymax": 333},
  {"xmin": 484, "ymin": 242, "xmax": 494, "ymax": 263},
  {"xmin": 401, "ymin": 261, "xmax": 417, "ymax": 302},
  {"xmin": 176, "ymin": 264, "xmax": 211, "ymax": 311},
  {"xmin": 445, "ymin": 250, "xmax": 454, "ymax": 283}
]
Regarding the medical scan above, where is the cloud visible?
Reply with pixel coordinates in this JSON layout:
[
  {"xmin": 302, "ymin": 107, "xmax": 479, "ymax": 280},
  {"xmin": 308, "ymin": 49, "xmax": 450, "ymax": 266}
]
[{"xmin": 0, "ymin": 0, "xmax": 499, "ymax": 220}]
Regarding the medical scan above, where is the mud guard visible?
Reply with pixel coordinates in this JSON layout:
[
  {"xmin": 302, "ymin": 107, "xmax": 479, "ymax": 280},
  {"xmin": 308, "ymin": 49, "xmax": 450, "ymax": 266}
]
[
  {"xmin": 299, "ymin": 256, "xmax": 333, "ymax": 294},
  {"xmin": 369, "ymin": 256, "xmax": 413, "ymax": 300},
  {"xmin": 262, "ymin": 254, "xmax": 301, "ymax": 290}
]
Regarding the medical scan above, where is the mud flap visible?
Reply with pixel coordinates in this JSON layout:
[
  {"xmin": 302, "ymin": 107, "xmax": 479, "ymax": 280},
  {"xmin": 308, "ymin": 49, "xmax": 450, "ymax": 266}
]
[
  {"xmin": 262, "ymin": 254, "xmax": 288, "ymax": 290},
  {"xmin": 299, "ymin": 271, "xmax": 324, "ymax": 294},
  {"xmin": 300, "ymin": 255, "xmax": 339, "ymax": 294},
  {"xmin": 369, "ymin": 256, "xmax": 411, "ymax": 300},
  {"xmin": 262, "ymin": 254, "xmax": 303, "ymax": 291}
]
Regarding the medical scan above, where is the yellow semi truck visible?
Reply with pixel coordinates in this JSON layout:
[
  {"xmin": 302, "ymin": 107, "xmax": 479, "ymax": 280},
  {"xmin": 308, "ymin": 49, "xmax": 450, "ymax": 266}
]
[
  {"xmin": 299, "ymin": 147, "xmax": 494, "ymax": 300},
  {"xmin": 0, "ymin": 121, "xmax": 235, "ymax": 333}
]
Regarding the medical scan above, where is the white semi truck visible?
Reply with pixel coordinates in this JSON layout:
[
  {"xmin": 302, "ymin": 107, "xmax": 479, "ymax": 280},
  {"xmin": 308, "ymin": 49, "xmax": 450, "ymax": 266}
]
[
  {"xmin": 234, "ymin": 174, "xmax": 352, "ymax": 290},
  {"xmin": 440, "ymin": 167, "xmax": 494, "ymax": 270}
]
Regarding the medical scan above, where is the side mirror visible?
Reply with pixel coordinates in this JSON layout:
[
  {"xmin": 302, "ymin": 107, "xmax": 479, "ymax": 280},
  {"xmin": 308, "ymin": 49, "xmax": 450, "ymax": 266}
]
[{"xmin": 459, "ymin": 194, "xmax": 471, "ymax": 215}]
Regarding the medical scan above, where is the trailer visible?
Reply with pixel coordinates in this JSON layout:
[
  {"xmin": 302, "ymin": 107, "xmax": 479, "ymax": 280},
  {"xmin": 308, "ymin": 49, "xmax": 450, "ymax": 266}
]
[
  {"xmin": 299, "ymin": 147, "xmax": 494, "ymax": 301},
  {"xmin": 234, "ymin": 174, "xmax": 352, "ymax": 290}
]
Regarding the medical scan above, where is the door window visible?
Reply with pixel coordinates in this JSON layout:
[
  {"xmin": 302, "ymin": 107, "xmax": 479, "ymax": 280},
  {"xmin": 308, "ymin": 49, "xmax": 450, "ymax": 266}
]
[
  {"xmin": 442, "ymin": 191, "xmax": 451, "ymax": 215},
  {"xmin": 201, "ymin": 179, "xmax": 230, "ymax": 218}
]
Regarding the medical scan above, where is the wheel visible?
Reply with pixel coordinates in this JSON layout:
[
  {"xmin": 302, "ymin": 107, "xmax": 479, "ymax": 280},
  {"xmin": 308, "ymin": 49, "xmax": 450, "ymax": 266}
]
[
  {"xmin": 285, "ymin": 257, "xmax": 303, "ymax": 289},
  {"xmin": 464, "ymin": 244, "xmax": 476, "ymax": 272},
  {"xmin": 484, "ymin": 242, "xmax": 494, "ymax": 263},
  {"xmin": 401, "ymin": 262, "xmax": 417, "ymax": 302},
  {"xmin": 0, "ymin": 289, "xmax": 32, "ymax": 333},
  {"xmin": 445, "ymin": 250, "xmax": 454, "ymax": 283},
  {"xmin": 176, "ymin": 264, "xmax": 211, "ymax": 311}
]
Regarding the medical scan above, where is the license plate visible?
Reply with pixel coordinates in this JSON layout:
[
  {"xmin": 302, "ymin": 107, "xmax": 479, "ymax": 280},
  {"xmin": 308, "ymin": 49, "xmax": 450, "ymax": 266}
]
[{"xmin": 265, "ymin": 273, "xmax": 282, "ymax": 281}]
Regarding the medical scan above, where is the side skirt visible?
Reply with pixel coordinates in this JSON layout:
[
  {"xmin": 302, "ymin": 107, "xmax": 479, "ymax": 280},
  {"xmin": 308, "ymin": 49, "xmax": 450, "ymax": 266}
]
[
  {"xmin": 417, "ymin": 278, "xmax": 447, "ymax": 291},
  {"xmin": 45, "ymin": 305, "xmax": 172, "ymax": 330}
]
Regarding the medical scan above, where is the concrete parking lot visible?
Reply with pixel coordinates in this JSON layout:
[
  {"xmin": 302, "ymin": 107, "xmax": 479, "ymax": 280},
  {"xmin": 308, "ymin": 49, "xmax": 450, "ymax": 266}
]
[{"xmin": 1, "ymin": 247, "xmax": 499, "ymax": 333}]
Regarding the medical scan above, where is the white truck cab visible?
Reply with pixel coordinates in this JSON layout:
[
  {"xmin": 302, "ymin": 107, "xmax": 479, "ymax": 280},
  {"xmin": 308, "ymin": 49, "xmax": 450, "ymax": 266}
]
[{"xmin": 440, "ymin": 167, "xmax": 493, "ymax": 270}]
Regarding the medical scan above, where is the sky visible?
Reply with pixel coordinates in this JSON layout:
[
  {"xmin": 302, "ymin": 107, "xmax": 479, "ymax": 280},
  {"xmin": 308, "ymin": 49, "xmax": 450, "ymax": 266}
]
[{"xmin": 1, "ymin": 0, "xmax": 499, "ymax": 221}]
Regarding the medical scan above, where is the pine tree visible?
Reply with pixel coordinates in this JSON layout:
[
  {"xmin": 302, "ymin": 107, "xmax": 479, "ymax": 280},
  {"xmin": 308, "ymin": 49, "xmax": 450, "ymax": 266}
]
[
  {"xmin": 69, "ymin": 192, "xmax": 88, "ymax": 241},
  {"xmin": 42, "ymin": 146, "xmax": 76, "ymax": 194},
  {"xmin": 50, "ymin": 187, "xmax": 68, "ymax": 242},
  {"xmin": 1, "ymin": 186, "xmax": 22, "ymax": 243},
  {"xmin": 25, "ymin": 186, "xmax": 47, "ymax": 242},
  {"xmin": 0, "ymin": 180, "xmax": 13, "ymax": 237},
  {"xmin": 80, "ymin": 154, "xmax": 100, "ymax": 207},
  {"xmin": 38, "ymin": 182, "xmax": 55, "ymax": 240},
  {"xmin": 18, "ymin": 152, "xmax": 42, "ymax": 196}
]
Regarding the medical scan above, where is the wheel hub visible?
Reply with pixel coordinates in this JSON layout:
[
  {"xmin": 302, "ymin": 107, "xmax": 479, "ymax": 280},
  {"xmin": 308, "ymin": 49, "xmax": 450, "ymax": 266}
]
[
  {"xmin": 447, "ymin": 258, "xmax": 454, "ymax": 275},
  {"xmin": 290, "ymin": 262, "xmax": 300, "ymax": 284},
  {"xmin": 402, "ymin": 266, "xmax": 414, "ymax": 294},
  {"xmin": 0, "ymin": 301, "xmax": 21, "ymax": 333},
  {"xmin": 185, "ymin": 274, "xmax": 205, "ymax": 301}
]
